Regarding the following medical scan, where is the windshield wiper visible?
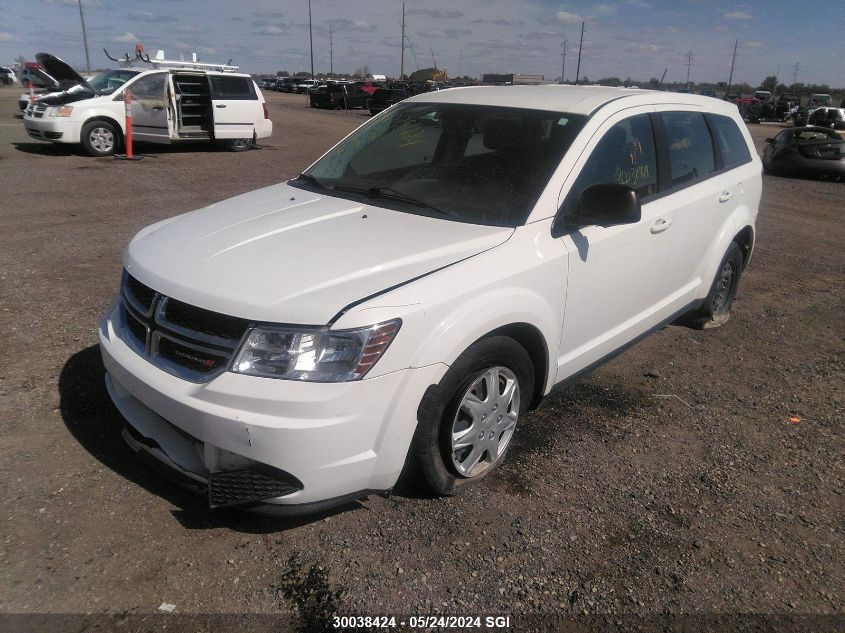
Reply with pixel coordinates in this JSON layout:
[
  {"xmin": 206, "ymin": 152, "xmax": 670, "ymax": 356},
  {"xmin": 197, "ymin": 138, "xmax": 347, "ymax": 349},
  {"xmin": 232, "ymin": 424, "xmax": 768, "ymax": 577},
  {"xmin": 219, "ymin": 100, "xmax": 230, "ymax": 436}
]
[
  {"xmin": 332, "ymin": 185, "xmax": 450, "ymax": 216},
  {"xmin": 294, "ymin": 173, "xmax": 325, "ymax": 189}
]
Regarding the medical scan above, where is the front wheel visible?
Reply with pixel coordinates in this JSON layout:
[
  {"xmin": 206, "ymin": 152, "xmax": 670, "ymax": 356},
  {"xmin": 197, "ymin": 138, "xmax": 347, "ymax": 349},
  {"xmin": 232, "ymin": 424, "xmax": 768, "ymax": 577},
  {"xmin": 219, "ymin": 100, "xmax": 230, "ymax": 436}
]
[
  {"xmin": 407, "ymin": 336, "xmax": 534, "ymax": 496},
  {"xmin": 81, "ymin": 120, "xmax": 119, "ymax": 157}
]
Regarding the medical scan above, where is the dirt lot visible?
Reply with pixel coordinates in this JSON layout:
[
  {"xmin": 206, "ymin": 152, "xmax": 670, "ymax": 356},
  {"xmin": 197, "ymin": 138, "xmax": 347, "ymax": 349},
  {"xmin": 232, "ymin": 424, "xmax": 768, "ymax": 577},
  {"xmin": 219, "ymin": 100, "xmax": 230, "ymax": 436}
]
[{"xmin": 0, "ymin": 86, "xmax": 843, "ymax": 629}]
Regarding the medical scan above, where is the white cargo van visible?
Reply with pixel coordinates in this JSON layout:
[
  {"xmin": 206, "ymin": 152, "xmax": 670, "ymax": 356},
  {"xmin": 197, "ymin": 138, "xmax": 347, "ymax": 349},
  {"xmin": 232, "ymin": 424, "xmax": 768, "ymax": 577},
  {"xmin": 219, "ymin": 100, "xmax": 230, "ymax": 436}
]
[{"xmin": 23, "ymin": 53, "xmax": 272, "ymax": 156}]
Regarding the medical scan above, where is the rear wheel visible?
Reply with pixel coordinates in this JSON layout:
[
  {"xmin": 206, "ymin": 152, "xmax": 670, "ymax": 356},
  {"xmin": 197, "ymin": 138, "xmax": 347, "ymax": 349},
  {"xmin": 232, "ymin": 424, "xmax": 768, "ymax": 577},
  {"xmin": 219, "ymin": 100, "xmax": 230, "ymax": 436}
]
[
  {"xmin": 407, "ymin": 336, "xmax": 534, "ymax": 496},
  {"xmin": 678, "ymin": 241, "xmax": 744, "ymax": 329},
  {"xmin": 227, "ymin": 137, "xmax": 254, "ymax": 152},
  {"xmin": 81, "ymin": 120, "xmax": 119, "ymax": 157}
]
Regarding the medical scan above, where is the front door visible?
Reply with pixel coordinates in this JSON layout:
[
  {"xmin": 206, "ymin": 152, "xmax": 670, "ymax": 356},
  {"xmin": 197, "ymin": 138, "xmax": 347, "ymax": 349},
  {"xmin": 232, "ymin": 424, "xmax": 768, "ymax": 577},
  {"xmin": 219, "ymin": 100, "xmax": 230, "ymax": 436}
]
[
  {"xmin": 128, "ymin": 72, "xmax": 171, "ymax": 143},
  {"xmin": 555, "ymin": 110, "xmax": 672, "ymax": 382},
  {"xmin": 209, "ymin": 74, "xmax": 258, "ymax": 140}
]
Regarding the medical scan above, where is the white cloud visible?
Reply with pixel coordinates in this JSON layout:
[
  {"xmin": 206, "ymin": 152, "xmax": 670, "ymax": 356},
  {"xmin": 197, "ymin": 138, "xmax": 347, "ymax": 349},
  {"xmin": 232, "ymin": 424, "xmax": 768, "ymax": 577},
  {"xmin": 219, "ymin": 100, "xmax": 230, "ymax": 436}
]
[
  {"xmin": 127, "ymin": 12, "xmax": 171, "ymax": 24},
  {"xmin": 591, "ymin": 4, "xmax": 617, "ymax": 16},
  {"xmin": 624, "ymin": 42, "xmax": 660, "ymax": 53},
  {"xmin": 260, "ymin": 26, "xmax": 285, "ymax": 35},
  {"xmin": 113, "ymin": 32, "xmax": 138, "ymax": 43},
  {"xmin": 0, "ymin": 32, "xmax": 17, "ymax": 42},
  {"xmin": 723, "ymin": 11, "xmax": 753, "ymax": 20},
  {"xmin": 745, "ymin": 41, "xmax": 765, "ymax": 48},
  {"xmin": 44, "ymin": 0, "xmax": 102, "ymax": 6},
  {"xmin": 406, "ymin": 9, "xmax": 464, "ymax": 19},
  {"xmin": 554, "ymin": 11, "xmax": 584, "ymax": 24}
]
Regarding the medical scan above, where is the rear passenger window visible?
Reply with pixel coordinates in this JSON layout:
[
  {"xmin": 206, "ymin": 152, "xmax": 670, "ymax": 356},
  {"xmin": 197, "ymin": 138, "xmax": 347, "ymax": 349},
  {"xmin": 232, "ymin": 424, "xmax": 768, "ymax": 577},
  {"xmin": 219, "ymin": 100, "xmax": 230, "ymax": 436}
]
[
  {"xmin": 707, "ymin": 114, "xmax": 751, "ymax": 169},
  {"xmin": 660, "ymin": 112, "xmax": 715, "ymax": 185},
  {"xmin": 567, "ymin": 113, "xmax": 658, "ymax": 204},
  {"xmin": 210, "ymin": 76, "xmax": 256, "ymax": 100}
]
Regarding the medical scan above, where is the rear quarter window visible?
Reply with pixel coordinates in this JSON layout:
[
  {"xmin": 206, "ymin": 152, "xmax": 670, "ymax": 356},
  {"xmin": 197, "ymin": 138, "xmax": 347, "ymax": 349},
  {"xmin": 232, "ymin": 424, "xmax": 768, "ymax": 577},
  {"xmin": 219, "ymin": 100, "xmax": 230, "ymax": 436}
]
[
  {"xmin": 210, "ymin": 75, "xmax": 256, "ymax": 100},
  {"xmin": 706, "ymin": 114, "xmax": 752, "ymax": 169}
]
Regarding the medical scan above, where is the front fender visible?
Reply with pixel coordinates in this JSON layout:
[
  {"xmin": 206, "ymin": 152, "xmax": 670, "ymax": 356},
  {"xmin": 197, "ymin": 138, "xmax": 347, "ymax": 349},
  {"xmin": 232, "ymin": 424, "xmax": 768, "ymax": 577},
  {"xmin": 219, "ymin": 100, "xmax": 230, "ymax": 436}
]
[
  {"xmin": 75, "ymin": 104, "xmax": 126, "ymax": 137},
  {"xmin": 334, "ymin": 222, "xmax": 568, "ymax": 395}
]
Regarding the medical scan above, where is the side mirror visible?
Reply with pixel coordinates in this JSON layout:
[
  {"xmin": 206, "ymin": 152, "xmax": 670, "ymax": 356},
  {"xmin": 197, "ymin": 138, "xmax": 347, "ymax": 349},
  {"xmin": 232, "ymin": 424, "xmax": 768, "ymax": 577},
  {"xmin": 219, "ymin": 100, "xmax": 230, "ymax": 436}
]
[
  {"xmin": 764, "ymin": 137, "xmax": 774, "ymax": 143},
  {"xmin": 568, "ymin": 183, "xmax": 641, "ymax": 228}
]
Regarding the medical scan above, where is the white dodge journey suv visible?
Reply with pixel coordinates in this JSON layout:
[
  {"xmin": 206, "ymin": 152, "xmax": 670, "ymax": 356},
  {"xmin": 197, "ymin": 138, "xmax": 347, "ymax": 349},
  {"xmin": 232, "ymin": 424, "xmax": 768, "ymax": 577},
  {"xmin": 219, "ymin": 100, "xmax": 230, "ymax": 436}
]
[{"xmin": 99, "ymin": 86, "xmax": 761, "ymax": 514}]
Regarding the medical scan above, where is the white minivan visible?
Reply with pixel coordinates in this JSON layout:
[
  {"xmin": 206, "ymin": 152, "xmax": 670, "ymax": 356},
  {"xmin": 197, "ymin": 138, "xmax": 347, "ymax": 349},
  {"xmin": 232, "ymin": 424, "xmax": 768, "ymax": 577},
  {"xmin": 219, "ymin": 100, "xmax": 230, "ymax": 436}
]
[
  {"xmin": 23, "ymin": 54, "xmax": 272, "ymax": 156},
  {"xmin": 99, "ymin": 86, "xmax": 761, "ymax": 514}
]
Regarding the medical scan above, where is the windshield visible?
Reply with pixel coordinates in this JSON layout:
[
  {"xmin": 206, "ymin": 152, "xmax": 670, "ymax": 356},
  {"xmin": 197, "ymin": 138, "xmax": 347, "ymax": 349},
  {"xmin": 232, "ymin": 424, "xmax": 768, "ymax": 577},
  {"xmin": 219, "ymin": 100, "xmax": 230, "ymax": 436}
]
[
  {"xmin": 297, "ymin": 102, "xmax": 587, "ymax": 227},
  {"xmin": 88, "ymin": 69, "xmax": 141, "ymax": 95}
]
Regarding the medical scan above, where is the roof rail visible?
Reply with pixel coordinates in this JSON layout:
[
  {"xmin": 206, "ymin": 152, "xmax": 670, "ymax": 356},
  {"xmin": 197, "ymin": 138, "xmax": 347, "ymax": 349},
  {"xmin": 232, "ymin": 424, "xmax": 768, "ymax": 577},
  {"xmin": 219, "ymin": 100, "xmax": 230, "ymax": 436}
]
[{"xmin": 103, "ymin": 46, "xmax": 239, "ymax": 72}]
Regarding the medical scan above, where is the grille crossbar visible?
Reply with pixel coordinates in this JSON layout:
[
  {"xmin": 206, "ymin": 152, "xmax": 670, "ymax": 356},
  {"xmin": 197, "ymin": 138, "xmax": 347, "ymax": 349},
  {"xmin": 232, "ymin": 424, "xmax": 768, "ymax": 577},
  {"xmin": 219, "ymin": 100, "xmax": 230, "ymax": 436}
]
[{"xmin": 119, "ymin": 271, "xmax": 250, "ymax": 382}]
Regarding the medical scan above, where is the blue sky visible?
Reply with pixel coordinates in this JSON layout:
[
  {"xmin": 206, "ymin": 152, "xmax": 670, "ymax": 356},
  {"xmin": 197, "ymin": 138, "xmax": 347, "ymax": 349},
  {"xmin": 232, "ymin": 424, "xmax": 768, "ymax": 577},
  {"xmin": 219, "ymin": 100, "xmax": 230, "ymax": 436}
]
[{"xmin": 1, "ymin": 0, "xmax": 842, "ymax": 86}]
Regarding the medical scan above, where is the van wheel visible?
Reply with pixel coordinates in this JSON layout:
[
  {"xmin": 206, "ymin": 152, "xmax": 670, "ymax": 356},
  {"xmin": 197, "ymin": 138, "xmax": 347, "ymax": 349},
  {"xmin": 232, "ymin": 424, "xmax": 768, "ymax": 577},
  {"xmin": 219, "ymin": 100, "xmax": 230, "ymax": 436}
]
[
  {"xmin": 678, "ymin": 241, "xmax": 744, "ymax": 330},
  {"xmin": 227, "ymin": 138, "xmax": 254, "ymax": 152},
  {"xmin": 81, "ymin": 120, "xmax": 119, "ymax": 157},
  {"xmin": 407, "ymin": 336, "xmax": 534, "ymax": 496}
]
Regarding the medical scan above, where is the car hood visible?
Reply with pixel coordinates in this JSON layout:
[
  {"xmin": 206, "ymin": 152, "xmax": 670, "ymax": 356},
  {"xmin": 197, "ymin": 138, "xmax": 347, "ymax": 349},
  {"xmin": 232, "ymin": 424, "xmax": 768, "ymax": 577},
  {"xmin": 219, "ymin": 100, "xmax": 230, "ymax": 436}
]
[
  {"xmin": 35, "ymin": 53, "xmax": 93, "ymax": 92},
  {"xmin": 125, "ymin": 183, "xmax": 514, "ymax": 324},
  {"xmin": 36, "ymin": 84, "xmax": 97, "ymax": 106}
]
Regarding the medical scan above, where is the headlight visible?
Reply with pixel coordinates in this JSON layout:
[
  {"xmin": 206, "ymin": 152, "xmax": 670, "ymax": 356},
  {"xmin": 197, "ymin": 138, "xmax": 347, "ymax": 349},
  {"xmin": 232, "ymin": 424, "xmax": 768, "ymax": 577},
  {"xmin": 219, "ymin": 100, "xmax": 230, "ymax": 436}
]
[
  {"xmin": 49, "ymin": 105, "xmax": 73, "ymax": 117},
  {"xmin": 232, "ymin": 320, "xmax": 400, "ymax": 382}
]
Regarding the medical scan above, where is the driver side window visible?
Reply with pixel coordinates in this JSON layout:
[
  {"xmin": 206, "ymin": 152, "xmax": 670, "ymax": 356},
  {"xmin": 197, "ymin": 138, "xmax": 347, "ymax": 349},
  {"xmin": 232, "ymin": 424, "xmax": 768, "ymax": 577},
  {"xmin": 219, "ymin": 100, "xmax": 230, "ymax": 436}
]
[
  {"xmin": 562, "ymin": 113, "xmax": 658, "ymax": 214},
  {"xmin": 128, "ymin": 73, "xmax": 166, "ymax": 100}
]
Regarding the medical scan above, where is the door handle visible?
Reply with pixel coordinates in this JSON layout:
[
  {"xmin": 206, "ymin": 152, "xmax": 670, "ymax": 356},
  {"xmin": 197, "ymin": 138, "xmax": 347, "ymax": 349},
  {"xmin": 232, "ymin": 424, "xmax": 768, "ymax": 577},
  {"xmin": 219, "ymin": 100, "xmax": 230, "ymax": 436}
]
[
  {"xmin": 650, "ymin": 218, "xmax": 672, "ymax": 234},
  {"xmin": 152, "ymin": 106, "xmax": 164, "ymax": 111},
  {"xmin": 215, "ymin": 104, "xmax": 227, "ymax": 108},
  {"xmin": 718, "ymin": 191, "xmax": 733, "ymax": 203}
]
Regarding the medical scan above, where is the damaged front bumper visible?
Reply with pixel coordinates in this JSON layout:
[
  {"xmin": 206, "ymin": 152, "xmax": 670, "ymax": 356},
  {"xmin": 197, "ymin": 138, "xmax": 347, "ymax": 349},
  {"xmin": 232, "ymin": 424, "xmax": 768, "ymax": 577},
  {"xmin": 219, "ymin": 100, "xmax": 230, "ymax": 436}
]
[{"xmin": 98, "ymin": 302, "xmax": 442, "ymax": 514}]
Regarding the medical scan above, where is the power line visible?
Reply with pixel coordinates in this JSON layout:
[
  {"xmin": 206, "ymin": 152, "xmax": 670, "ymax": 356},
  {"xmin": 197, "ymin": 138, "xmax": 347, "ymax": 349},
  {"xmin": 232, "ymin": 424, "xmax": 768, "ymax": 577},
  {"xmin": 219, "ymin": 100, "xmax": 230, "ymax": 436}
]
[
  {"xmin": 726, "ymin": 39, "xmax": 738, "ymax": 92},
  {"xmin": 400, "ymin": 2, "xmax": 405, "ymax": 80},
  {"xmin": 575, "ymin": 22, "xmax": 585, "ymax": 85},
  {"xmin": 560, "ymin": 38, "xmax": 567, "ymax": 84},
  {"xmin": 77, "ymin": 0, "xmax": 91, "ymax": 74},
  {"xmin": 308, "ymin": 0, "xmax": 314, "ymax": 80}
]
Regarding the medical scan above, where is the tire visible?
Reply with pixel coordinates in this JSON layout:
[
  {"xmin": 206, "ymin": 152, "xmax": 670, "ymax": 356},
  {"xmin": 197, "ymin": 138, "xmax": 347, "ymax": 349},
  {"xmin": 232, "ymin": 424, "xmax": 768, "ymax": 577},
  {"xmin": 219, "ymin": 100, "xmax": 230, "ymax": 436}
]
[
  {"xmin": 227, "ymin": 137, "xmax": 254, "ymax": 152},
  {"xmin": 81, "ymin": 120, "xmax": 119, "ymax": 157},
  {"xmin": 678, "ymin": 241, "xmax": 744, "ymax": 329},
  {"xmin": 406, "ymin": 336, "xmax": 534, "ymax": 496}
]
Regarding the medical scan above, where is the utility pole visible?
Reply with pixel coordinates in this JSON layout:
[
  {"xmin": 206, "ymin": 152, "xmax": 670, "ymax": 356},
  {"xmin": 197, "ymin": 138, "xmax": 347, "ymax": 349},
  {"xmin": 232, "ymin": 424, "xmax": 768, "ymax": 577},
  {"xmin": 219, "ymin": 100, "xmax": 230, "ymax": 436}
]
[
  {"xmin": 308, "ymin": 0, "xmax": 314, "ymax": 80},
  {"xmin": 77, "ymin": 0, "xmax": 91, "ymax": 74},
  {"xmin": 726, "ymin": 39, "xmax": 738, "ymax": 93},
  {"xmin": 329, "ymin": 24, "xmax": 333, "ymax": 79},
  {"xmin": 575, "ymin": 22, "xmax": 584, "ymax": 85},
  {"xmin": 685, "ymin": 50, "xmax": 692, "ymax": 87},
  {"xmin": 400, "ymin": 2, "xmax": 406, "ymax": 80},
  {"xmin": 792, "ymin": 62, "xmax": 799, "ymax": 85},
  {"xmin": 458, "ymin": 48, "xmax": 462, "ymax": 77},
  {"xmin": 560, "ymin": 38, "xmax": 567, "ymax": 84}
]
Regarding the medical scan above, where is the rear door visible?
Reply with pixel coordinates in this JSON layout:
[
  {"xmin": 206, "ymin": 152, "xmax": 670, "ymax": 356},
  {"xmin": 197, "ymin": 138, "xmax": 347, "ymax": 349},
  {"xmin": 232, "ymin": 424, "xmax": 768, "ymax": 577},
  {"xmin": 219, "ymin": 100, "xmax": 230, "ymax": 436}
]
[
  {"xmin": 652, "ymin": 110, "xmax": 748, "ymax": 309},
  {"xmin": 209, "ymin": 74, "xmax": 259, "ymax": 139},
  {"xmin": 127, "ymin": 72, "xmax": 171, "ymax": 143}
]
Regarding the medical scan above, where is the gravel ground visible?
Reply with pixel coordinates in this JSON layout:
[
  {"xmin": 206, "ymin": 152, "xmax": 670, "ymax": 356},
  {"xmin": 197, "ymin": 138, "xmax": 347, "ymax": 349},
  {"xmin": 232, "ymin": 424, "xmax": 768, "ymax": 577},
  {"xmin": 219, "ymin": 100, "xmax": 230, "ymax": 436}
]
[{"xmin": 0, "ymin": 86, "xmax": 842, "ymax": 630}]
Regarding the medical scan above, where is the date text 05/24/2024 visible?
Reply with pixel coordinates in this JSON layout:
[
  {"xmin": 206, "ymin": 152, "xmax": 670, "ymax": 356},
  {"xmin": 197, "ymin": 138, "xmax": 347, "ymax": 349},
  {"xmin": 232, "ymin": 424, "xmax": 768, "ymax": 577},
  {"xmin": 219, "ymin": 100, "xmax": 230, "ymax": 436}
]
[{"xmin": 332, "ymin": 615, "xmax": 512, "ymax": 629}]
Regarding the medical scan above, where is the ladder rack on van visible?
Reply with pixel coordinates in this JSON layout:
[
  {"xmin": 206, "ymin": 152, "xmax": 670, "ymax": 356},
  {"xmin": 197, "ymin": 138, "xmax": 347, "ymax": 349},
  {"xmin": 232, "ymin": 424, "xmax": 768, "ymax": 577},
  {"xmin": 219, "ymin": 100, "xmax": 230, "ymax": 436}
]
[{"xmin": 103, "ymin": 48, "xmax": 239, "ymax": 73}]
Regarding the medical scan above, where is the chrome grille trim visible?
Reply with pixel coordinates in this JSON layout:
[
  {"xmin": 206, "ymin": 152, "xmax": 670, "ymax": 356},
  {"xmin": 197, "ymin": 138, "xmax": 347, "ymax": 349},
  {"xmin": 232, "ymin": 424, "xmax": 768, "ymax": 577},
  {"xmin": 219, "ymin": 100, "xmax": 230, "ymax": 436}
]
[
  {"xmin": 118, "ymin": 271, "xmax": 251, "ymax": 383},
  {"xmin": 155, "ymin": 298, "xmax": 242, "ymax": 351}
]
